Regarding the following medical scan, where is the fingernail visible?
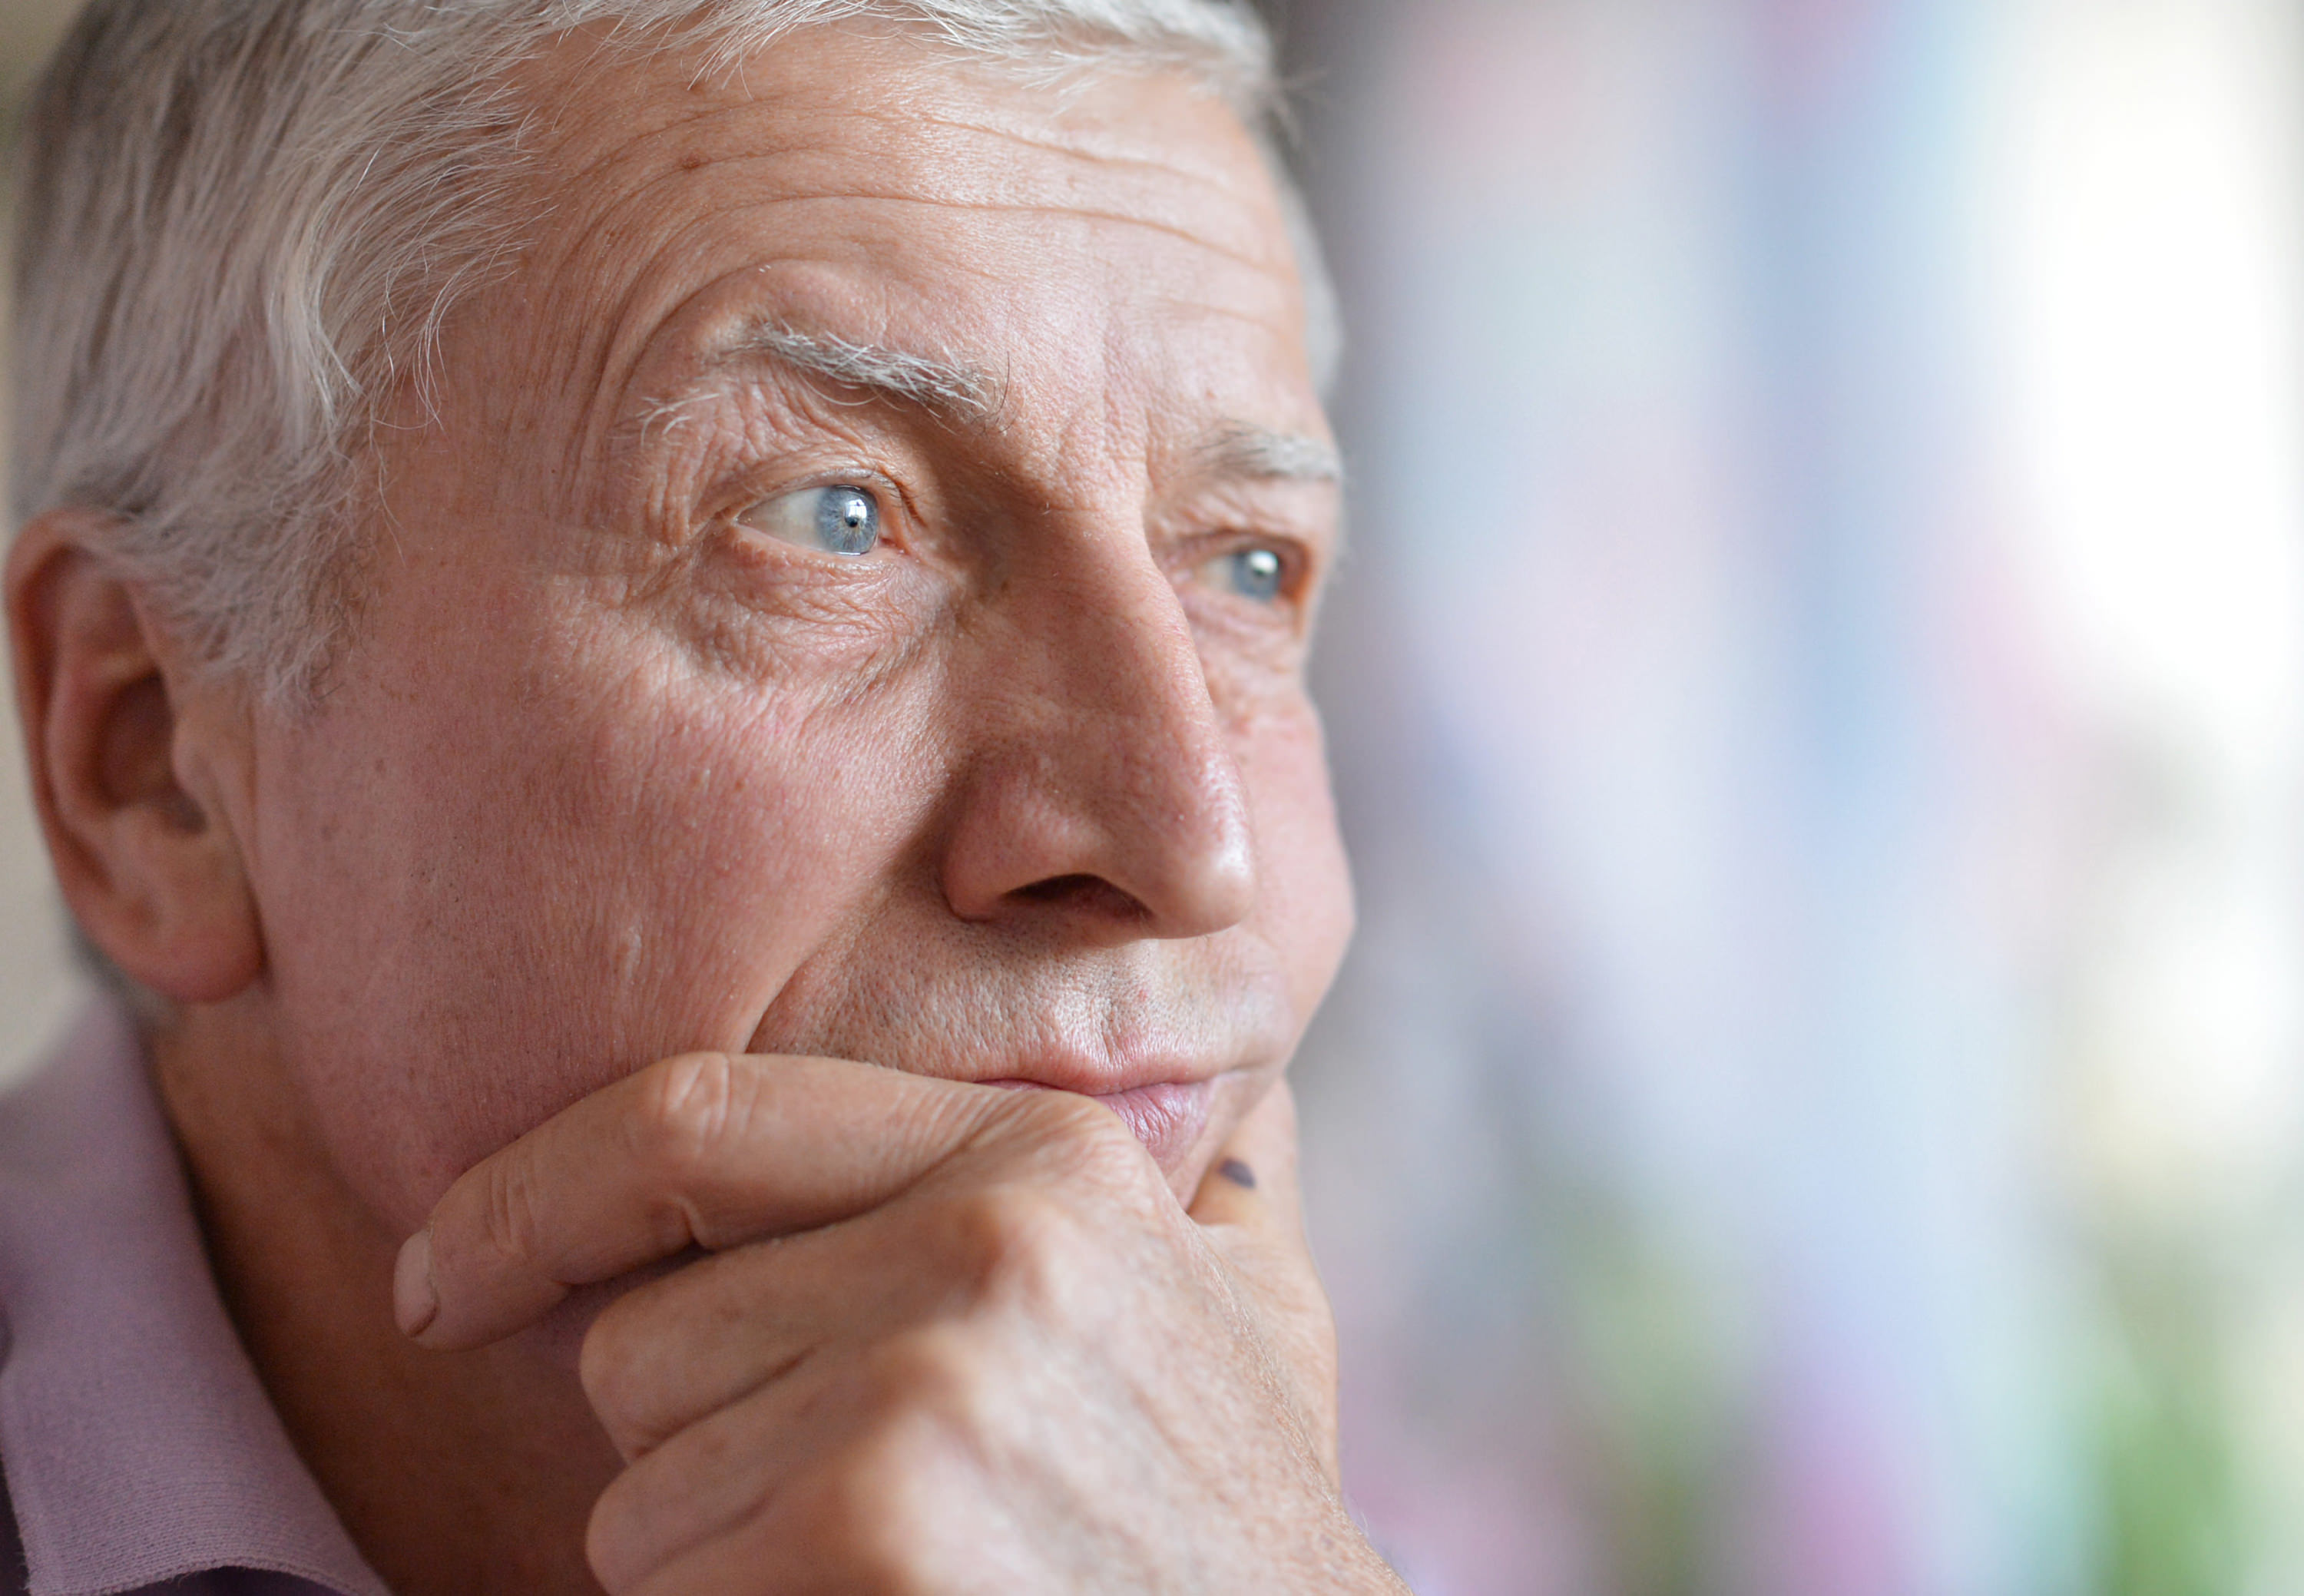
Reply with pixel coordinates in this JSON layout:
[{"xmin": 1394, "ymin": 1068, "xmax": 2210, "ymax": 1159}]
[
  {"xmin": 1218, "ymin": 1158, "xmax": 1257, "ymax": 1190},
  {"xmin": 393, "ymin": 1230, "xmax": 439, "ymax": 1339}
]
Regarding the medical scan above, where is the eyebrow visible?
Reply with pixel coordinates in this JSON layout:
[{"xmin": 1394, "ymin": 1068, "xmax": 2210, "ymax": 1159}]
[
  {"xmin": 1199, "ymin": 422, "xmax": 1345, "ymax": 486},
  {"xmin": 687, "ymin": 324, "xmax": 1341, "ymax": 488},
  {"xmin": 716, "ymin": 321, "xmax": 1004, "ymax": 425}
]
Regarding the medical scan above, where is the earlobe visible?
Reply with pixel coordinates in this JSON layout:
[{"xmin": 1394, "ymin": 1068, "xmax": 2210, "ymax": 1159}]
[{"xmin": 6, "ymin": 511, "xmax": 263, "ymax": 1005}]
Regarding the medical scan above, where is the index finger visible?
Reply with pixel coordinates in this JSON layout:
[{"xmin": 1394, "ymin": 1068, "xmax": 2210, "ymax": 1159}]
[{"xmin": 393, "ymin": 1052, "xmax": 1028, "ymax": 1351}]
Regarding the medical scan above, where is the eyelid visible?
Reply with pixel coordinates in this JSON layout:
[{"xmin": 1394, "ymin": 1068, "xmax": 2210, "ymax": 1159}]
[
  {"xmin": 1183, "ymin": 538, "xmax": 1316, "ymax": 618},
  {"xmin": 1195, "ymin": 527, "xmax": 1313, "ymax": 578},
  {"xmin": 721, "ymin": 464, "xmax": 910, "ymax": 536}
]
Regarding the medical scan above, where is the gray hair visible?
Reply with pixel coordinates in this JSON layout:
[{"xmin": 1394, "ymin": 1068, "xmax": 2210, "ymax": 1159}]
[{"xmin": 9, "ymin": 0, "xmax": 1336, "ymax": 701}]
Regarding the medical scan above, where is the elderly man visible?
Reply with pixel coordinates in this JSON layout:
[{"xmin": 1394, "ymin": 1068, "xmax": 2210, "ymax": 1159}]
[{"xmin": 0, "ymin": 2, "xmax": 1396, "ymax": 1591}]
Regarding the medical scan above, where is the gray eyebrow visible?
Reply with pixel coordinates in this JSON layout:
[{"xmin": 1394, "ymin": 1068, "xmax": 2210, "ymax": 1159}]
[
  {"xmin": 680, "ymin": 330, "xmax": 1336, "ymax": 488},
  {"xmin": 720, "ymin": 322, "xmax": 1005, "ymax": 425},
  {"xmin": 1200, "ymin": 422, "xmax": 1345, "ymax": 485}
]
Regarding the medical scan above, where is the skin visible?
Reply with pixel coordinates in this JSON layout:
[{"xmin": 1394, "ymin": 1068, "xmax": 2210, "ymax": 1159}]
[{"xmin": 6, "ymin": 22, "xmax": 1398, "ymax": 1594}]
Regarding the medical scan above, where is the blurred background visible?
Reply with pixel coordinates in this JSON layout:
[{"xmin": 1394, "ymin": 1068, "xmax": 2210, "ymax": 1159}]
[
  {"xmin": 0, "ymin": 0, "xmax": 102, "ymax": 1082},
  {"xmin": 8, "ymin": 0, "xmax": 2304, "ymax": 1592}
]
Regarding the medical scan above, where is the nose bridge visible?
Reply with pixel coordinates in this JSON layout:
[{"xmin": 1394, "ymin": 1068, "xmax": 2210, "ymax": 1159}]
[
  {"xmin": 1048, "ymin": 538, "xmax": 1226, "ymax": 789},
  {"xmin": 942, "ymin": 517, "xmax": 1255, "ymax": 937}
]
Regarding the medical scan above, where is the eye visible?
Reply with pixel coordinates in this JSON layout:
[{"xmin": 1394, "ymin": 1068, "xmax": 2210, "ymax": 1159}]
[
  {"xmin": 1203, "ymin": 546, "xmax": 1288, "ymax": 604},
  {"xmin": 737, "ymin": 484, "xmax": 882, "ymax": 556}
]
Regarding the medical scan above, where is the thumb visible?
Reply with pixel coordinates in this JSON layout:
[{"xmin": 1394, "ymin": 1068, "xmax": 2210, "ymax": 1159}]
[
  {"xmin": 1189, "ymin": 1076, "xmax": 1342, "ymax": 1481},
  {"xmin": 1188, "ymin": 1073, "xmax": 1306, "ymax": 1240}
]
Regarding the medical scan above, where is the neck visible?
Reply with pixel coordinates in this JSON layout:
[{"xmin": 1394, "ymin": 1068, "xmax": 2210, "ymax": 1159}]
[{"xmin": 149, "ymin": 998, "xmax": 620, "ymax": 1595}]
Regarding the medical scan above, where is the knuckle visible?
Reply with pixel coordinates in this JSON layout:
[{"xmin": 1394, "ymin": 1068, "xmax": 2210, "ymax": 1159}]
[
  {"xmin": 942, "ymin": 1183, "xmax": 1079, "ymax": 1310},
  {"xmin": 630, "ymin": 1051, "xmax": 745, "ymax": 1177},
  {"xmin": 799, "ymin": 1417, "xmax": 952, "ymax": 1592},
  {"xmin": 992, "ymin": 1088, "xmax": 1163, "ymax": 1205},
  {"xmin": 477, "ymin": 1154, "xmax": 548, "ymax": 1270},
  {"xmin": 861, "ymin": 1323, "xmax": 984, "ymax": 1419},
  {"xmin": 584, "ymin": 1473, "xmax": 650, "ymax": 1594},
  {"xmin": 576, "ymin": 1300, "xmax": 654, "ymax": 1446},
  {"xmin": 1027, "ymin": 1089, "xmax": 1145, "ymax": 1169},
  {"xmin": 778, "ymin": 1334, "xmax": 1011, "ymax": 1589}
]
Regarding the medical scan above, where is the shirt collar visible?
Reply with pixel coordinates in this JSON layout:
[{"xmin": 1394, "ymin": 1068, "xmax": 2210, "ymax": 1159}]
[{"xmin": 0, "ymin": 999, "xmax": 388, "ymax": 1596}]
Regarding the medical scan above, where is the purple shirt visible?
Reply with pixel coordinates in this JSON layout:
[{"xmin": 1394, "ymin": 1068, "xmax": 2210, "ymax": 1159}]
[{"xmin": 0, "ymin": 1002, "xmax": 388, "ymax": 1596}]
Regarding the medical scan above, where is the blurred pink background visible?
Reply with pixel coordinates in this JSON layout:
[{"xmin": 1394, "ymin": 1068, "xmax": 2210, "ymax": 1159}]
[{"xmin": 1274, "ymin": 2, "xmax": 2304, "ymax": 1592}]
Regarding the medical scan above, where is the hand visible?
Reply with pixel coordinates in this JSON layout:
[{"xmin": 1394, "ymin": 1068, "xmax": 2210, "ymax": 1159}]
[{"xmin": 392, "ymin": 1055, "xmax": 1408, "ymax": 1593}]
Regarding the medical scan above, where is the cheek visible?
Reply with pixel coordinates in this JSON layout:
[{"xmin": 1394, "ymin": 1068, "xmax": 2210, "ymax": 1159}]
[
  {"xmin": 1231, "ymin": 700, "xmax": 1354, "ymax": 1016},
  {"xmin": 251, "ymin": 608, "xmax": 940, "ymax": 1225}
]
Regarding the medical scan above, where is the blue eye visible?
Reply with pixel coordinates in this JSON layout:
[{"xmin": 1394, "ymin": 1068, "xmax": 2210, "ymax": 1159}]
[
  {"xmin": 1212, "ymin": 547, "xmax": 1287, "ymax": 604},
  {"xmin": 740, "ymin": 484, "xmax": 882, "ymax": 556}
]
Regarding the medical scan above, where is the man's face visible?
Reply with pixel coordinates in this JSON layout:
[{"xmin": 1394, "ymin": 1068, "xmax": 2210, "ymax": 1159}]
[{"xmin": 234, "ymin": 25, "xmax": 1352, "ymax": 1229}]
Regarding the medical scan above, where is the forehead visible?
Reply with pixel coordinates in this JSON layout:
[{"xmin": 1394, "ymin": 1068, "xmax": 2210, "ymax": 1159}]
[{"xmin": 485, "ymin": 24, "xmax": 1323, "ymax": 472}]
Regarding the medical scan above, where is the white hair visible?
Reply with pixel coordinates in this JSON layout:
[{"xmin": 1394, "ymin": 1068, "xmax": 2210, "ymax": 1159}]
[{"xmin": 9, "ymin": 0, "xmax": 1336, "ymax": 701}]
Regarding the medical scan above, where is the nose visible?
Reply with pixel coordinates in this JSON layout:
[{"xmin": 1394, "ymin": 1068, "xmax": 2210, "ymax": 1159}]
[{"xmin": 938, "ymin": 537, "xmax": 1256, "ymax": 941}]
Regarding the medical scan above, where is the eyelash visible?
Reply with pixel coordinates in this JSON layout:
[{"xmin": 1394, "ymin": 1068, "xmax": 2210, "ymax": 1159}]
[
  {"xmin": 1178, "ymin": 543, "xmax": 1317, "ymax": 635},
  {"xmin": 706, "ymin": 449, "xmax": 1318, "ymax": 606},
  {"xmin": 720, "ymin": 465, "xmax": 907, "ymax": 531}
]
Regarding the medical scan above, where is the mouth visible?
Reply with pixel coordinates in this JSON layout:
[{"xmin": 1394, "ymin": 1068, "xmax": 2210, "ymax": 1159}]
[{"xmin": 982, "ymin": 1078, "xmax": 1214, "ymax": 1171}]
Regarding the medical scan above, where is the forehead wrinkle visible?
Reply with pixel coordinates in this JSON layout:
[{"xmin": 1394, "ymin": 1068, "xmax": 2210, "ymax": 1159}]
[
  {"xmin": 576, "ymin": 169, "xmax": 1283, "ymax": 296},
  {"xmin": 574, "ymin": 103, "xmax": 1284, "ymax": 271},
  {"xmin": 687, "ymin": 184, "xmax": 1287, "ymax": 275},
  {"xmin": 907, "ymin": 108, "xmax": 1266, "ymax": 197},
  {"xmin": 977, "ymin": 198, "xmax": 1276, "ymax": 271},
  {"xmin": 502, "ymin": 45, "xmax": 1305, "ymax": 501},
  {"xmin": 545, "ymin": 86, "xmax": 1270, "ymax": 257},
  {"xmin": 612, "ymin": 58, "xmax": 1260, "ymax": 201},
  {"xmin": 519, "ymin": 89, "xmax": 1282, "ymax": 395}
]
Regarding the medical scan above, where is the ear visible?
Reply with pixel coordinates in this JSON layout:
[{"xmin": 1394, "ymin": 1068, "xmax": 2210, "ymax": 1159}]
[{"xmin": 6, "ymin": 510, "xmax": 263, "ymax": 1005}]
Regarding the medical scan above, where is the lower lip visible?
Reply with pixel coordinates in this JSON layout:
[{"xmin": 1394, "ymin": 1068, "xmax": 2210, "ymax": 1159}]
[{"xmin": 987, "ymin": 1079, "xmax": 1213, "ymax": 1171}]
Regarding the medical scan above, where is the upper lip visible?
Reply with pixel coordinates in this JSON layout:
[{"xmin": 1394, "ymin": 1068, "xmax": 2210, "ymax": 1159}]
[
  {"xmin": 746, "ymin": 949, "xmax": 1297, "ymax": 1098},
  {"xmin": 959, "ymin": 1050, "xmax": 1219, "ymax": 1099}
]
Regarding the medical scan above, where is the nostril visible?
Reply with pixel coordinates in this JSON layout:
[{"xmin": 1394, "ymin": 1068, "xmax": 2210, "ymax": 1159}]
[{"xmin": 1009, "ymin": 874, "xmax": 1150, "ymax": 920}]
